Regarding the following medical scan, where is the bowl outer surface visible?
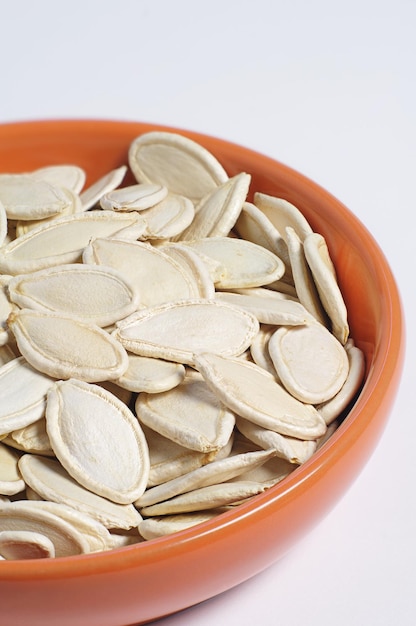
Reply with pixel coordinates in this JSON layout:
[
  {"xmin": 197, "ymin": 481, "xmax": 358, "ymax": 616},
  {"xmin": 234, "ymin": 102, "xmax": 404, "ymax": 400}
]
[{"xmin": 0, "ymin": 120, "xmax": 404, "ymax": 626}]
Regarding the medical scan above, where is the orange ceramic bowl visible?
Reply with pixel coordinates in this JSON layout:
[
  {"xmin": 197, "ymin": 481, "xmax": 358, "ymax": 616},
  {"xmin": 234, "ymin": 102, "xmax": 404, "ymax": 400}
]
[{"xmin": 0, "ymin": 120, "xmax": 404, "ymax": 626}]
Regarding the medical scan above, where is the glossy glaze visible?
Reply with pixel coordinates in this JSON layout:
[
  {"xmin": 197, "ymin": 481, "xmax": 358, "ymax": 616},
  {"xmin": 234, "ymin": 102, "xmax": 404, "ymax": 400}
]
[{"xmin": 0, "ymin": 120, "xmax": 404, "ymax": 626}]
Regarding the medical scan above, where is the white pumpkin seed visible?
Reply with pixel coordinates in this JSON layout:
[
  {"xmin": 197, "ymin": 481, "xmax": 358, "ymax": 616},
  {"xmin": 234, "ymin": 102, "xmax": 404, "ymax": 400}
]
[
  {"xmin": 182, "ymin": 236, "xmax": 285, "ymax": 288},
  {"xmin": 194, "ymin": 353, "xmax": 327, "ymax": 440},
  {"xmin": 7, "ymin": 309, "xmax": 129, "ymax": 382},
  {"xmin": 45, "ymin": 379, "xmax": 150, "ymax": 504},
  {"xmin": 0, "ymin": 210, "xmax": 147, "ymax": 275},
  {"xmin": 268, "ymin": 321, "xmax": 349, "ymax": 404},
  {"xmin": 128, "ymin": 131, "xmax": 229, "ymax": 203},
  {"xmin": 100, "ymin": 183, "xmax": 168, "ymax": 212},
  {"xmin": 114, "ymin": 299, "xmax": 259, "ymax": 366},
  {"xmin": 0, "ymin": 174, "xmax": 71, "ymax": 221},
  {"xmin": 8, "ymin": 264, "xmax": 140, "ymax": 327},
  {"xmin": 30, "ymin": 164, "xmax": 86, "ymax": 194}
]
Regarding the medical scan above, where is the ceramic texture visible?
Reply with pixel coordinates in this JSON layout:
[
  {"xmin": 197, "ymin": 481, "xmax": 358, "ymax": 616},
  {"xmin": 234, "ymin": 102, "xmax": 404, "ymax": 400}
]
[{"xmin": 0, "ymin": 120, "xmax": 404, "ymax": 626}]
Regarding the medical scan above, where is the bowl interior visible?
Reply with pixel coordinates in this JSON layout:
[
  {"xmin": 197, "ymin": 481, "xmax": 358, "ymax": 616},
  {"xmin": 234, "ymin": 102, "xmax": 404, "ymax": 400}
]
[{"xmin": 0, "ymin": 119, "xmax": 404, "ymax": 600}]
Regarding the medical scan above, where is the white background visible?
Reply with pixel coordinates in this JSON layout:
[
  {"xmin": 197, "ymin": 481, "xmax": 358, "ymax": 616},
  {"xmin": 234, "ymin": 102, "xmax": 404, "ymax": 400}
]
[{"xmin": 1, "ymin": 1, "xmax": 415, "ymax": 624}]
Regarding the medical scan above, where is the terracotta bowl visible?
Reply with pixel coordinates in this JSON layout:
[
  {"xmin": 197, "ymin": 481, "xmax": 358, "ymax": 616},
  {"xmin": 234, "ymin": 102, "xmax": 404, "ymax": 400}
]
[{"xmin": 0, "ymin": 120, "xmax": 404, "ymax": 626}]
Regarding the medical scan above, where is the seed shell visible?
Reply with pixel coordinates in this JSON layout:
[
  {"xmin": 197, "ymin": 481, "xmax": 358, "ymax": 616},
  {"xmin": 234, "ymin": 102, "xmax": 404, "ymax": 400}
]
[
  {"xmin": 7, "ymin": 308, "xmax": 129, "ymax": 382},
  {"xmin": 128, "ymin": 131, "xmax": 229, "ymax": 203},
  {"xmin": 45, "ymin": 379, "xmax": 150, "ymax": 504},
  {"xmin": 114, "ymin": 299, "xmax": 260, "ymax": 366}
]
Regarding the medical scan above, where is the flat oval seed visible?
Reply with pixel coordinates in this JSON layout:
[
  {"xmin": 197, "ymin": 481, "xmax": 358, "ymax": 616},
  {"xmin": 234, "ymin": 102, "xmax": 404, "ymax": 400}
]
[
  {"xmin": 100, "ymin": 183, "xmax": 168, "ymax": 211},
  {"xmin": 0, "ymin": 356, "xmax": 56, "ymax": 436},
  {"xmin": 0, "ymin": 174, "xmax": 71, "ymax": 220},
  {"xmin": 128, "ymin": 131, "xmax": 229, "ymax": 203},
  {"xmin": 182, "ymin": 236, "xmax": 285, "ymax": 288},
  {"xmin": 0, "ymin": 530, "xmax": 56, "ymax": 559},
  {"xmin": 194, "ymin": 353, "xmax": 327, "ymax": 440},
  {"xmin": 176, "ymin": 173, "xmax": 251, "ymax": 240},
  {"xmin": 7, "ymin": 309, "xmax": 129, "ymax": 382},
  {"xmin": 136, "ymin": 377, "xmax": 235, "ymax": 453},
  {"xmin": 114, "ymin": 299, "xmax": 260, "ymax": 366},
  {"xmin": 46, "ymin": 379, "xmax": 150, "ymax": 504},
  {"xmin": 0, "ymin": 210, "xmax": 147, "ymax": 275},
  {"xmin": 18, "ymin": 454, "xmax": 142, "ymax": 530},
  {"xmin": 83, "ymin": 238, "xmax": 205, "ymax": 308},
  {"xmin": 0, "ymin": 442, "xmax": 25, "ymax": 495},
  {"xmin": 268, "ymin": 322, "xmax": 349, "ymax": 404},
  {"xmin": 8, "ymin": 264, "xmax": 140, "ymax": 327},
  {"xmin": 303, "ymin": 232, "xmax": 349, "ymax": 344},
  {"xmin": 30, "ymin": 164, "xmax": 86, "ymax": 194},
  {"xmin": 0, "ymin": 501, "xmax": 90, "ymax": 557}
]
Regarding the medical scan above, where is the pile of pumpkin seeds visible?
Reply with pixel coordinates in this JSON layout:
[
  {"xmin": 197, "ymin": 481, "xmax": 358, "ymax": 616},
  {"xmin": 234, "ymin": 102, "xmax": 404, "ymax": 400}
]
[{"xmin": 0, "ymin": 131, "xmax": 365, "ymax": 559}]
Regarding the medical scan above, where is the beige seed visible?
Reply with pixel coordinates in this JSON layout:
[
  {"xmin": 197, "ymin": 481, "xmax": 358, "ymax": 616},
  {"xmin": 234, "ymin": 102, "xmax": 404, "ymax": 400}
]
[
  {"xmin": 128, "ymin": 131, "xmax": 229, "ymax": 203},
  {"xmin": 7, "ymin": 308, "xmax": 129, "ymax": 382},
  {"xmin": 45, "ymin": 379, "xmax": 150, "ymax": 504}
]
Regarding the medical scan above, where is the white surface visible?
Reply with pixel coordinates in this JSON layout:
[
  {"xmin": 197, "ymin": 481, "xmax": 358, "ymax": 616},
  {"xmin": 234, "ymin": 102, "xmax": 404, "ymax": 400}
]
[{"xmin": 0, "ymin": 1, "xmax": 414, "ymax": 624}]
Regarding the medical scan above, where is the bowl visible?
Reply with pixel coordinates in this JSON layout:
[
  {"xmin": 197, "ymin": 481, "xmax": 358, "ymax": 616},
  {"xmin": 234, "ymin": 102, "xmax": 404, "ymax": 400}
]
[{"xmin": 0, "ymin": 119, "xmax": 404, "ymax": 626}]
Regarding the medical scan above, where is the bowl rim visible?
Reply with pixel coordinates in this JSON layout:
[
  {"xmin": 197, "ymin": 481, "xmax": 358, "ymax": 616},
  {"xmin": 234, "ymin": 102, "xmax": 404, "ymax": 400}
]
[{"xmin": 0, "ymin": 118, "xmax": 405, "ymax": 580}]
